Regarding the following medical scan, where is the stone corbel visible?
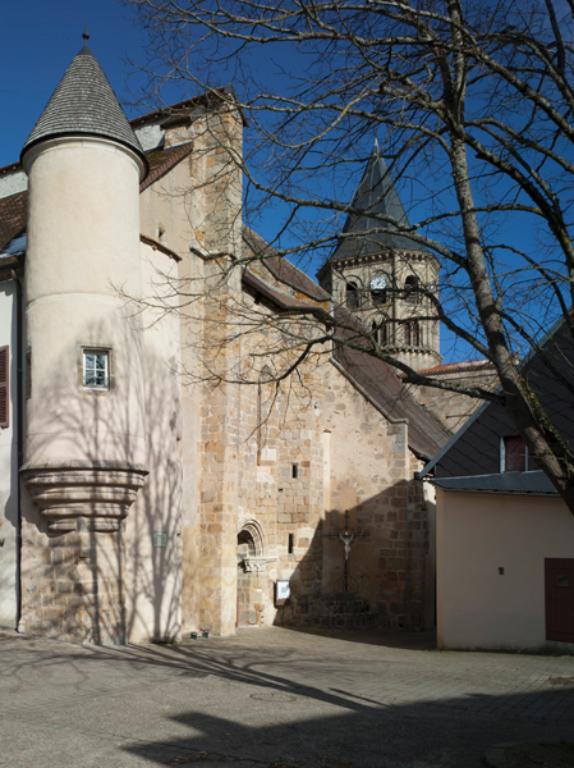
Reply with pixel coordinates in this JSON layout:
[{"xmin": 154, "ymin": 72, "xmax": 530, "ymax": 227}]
[
  {"xmin": 22, "ymin": 463, "xmax": 148, "ymax": 533},
  {"xmin": 241, "ymin": 555, "xmax": 278, "ymax": 573}
]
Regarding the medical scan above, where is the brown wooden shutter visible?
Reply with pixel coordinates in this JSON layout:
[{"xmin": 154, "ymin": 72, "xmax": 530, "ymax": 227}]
[{"xmin": 0, "ymin": 346, "xmax": 9, "ymax": 428}]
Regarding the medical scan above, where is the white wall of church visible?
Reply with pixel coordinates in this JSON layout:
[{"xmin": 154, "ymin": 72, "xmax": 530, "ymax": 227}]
[{"xmin": 0, "ymin": 280, "xmax": 18, "ymax": 628}]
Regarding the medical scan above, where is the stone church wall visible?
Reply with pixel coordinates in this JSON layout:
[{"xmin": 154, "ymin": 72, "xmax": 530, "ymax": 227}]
[
  {"xmin": 271, "ymin": 360, "xmax": 432, "ymax": 631},
  {"xmin": 12, "ymin": 87, "xmax": 438, "ymax": 642}
]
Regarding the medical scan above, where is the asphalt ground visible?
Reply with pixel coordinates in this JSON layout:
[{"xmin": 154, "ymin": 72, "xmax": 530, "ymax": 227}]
[{"xmin": 1, "ymin": 626, "xmax": 574, "ymax": 767}]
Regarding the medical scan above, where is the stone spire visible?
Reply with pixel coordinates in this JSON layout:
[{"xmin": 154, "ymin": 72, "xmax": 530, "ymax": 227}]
[
  {"xmin": 22, "ymin": 43, "xmax": 145, "ymax": 169},
  {"xmin": 331, "ymin": 142, "xmax": 424, "ymax": 263}
]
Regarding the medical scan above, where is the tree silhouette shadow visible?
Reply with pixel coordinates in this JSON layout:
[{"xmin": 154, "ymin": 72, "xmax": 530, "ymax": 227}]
[
  {"xmin": 19, "ymin": 315, "xmax": 182, "ymax": 644},
  {"xmin": 2, "ymin": 625, "xmax": 574, "ymax": 767}
]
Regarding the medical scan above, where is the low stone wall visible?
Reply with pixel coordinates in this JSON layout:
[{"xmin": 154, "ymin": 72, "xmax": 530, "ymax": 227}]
[{"xmin": 277, "ymin": 592, "xmax": 377, "ymax": 629}]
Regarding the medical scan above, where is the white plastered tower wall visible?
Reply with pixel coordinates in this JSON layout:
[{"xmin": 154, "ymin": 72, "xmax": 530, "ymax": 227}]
[
  {"xmin": 23, "ymin": 137, "xmax": 146, "ymax": 467},
  {"xmin": 17, "ymin": 46, "xmax": 152, "ymax": 643}
]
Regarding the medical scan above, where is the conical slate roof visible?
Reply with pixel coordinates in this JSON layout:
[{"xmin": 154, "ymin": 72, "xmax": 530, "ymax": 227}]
[
  {"xmin": 331, "ymin": 142, "xmax": 425, "ymax": 262},
  {"xmin": 22, "ymin": 45, "xmax": 145, "ymax": 166}
]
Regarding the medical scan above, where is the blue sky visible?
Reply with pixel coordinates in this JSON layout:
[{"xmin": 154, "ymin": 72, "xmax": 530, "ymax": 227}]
[
  {"xmin": 2, "ymin": 2, "xmax": 566, "ymax": 364},
  {"xmin": 1, "ymin": 1, "xmax": 149, "ymax": 168}
]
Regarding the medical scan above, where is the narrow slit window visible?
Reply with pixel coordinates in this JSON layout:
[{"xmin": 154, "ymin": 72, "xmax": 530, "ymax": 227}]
[
  {"xmin": 82, "ymin": 349, "xmax": 110, "ymax": 390},
  {"xmin": 288, "ymin": 533, "xmax": 294, "ymax": 554},
  {"xmin": 25, "ymin": 346, "xmax": 32, "ymax": 400},
  {"xmin": 292, "ymin": 463, "xmax": 299, "ymax": 479}
]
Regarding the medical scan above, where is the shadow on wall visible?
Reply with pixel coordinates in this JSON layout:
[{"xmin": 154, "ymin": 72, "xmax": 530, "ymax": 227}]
[
  {"xmin": 274, "ymin": 477, "xmax": 433, "ymax": 632},
  {"xmin": 20, "ymin": 320, "xmax": 182, "ymax": 644}
]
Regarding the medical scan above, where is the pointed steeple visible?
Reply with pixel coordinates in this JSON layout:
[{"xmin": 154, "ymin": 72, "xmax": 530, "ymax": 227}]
[
  {"xmin": 21, "ymin": 43, "xmax": 145, "ymax": 170},
  {"xmin": 331, "ymin": 143, "xmax": 423, "ymax": 262}
]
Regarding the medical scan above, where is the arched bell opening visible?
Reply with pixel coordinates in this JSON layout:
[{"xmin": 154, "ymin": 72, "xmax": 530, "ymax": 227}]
[{"xmin": 345, "ymin": 280, "xmax": 362, "ymax": 309}]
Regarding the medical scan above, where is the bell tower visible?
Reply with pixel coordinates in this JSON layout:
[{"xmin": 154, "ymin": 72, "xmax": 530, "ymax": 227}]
[{"xmin": 318, "ymin": 142, "xmax": 440, "ymax": 371}]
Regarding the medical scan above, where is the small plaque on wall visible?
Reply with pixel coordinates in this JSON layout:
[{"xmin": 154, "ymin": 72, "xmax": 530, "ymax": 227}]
[
  {"xmin": 275, "ymin": 580, "xmax": 291, "ymax": 606},
  {"xmin": 152, "ymin": 531, "xmax": 168, "ymax": 549}
]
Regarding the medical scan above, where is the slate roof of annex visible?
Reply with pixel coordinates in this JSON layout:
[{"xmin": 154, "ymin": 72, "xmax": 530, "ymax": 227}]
[
  {"xmin": 422, "ymin": 315, "xmax": 574, "ymax": 485},
  {"xmin": 432, "ymin": 471, "xmax": 557, "ymax": 495},
  {"xmin": 22, "ymin": 45, "xmax": 144, "ymax": 165},
  {"xmin": 0, "ymin": 191, "xmax": 26, "ymax": 254}
]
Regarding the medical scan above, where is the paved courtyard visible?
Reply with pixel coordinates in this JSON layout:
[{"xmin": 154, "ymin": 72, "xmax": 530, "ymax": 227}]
[{"xmin": 1, "ymin": 627, "xmax": 574, "ymax": 768}]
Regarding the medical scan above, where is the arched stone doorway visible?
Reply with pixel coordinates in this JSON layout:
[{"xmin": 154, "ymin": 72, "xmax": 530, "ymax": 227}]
[{"xmin": 236, "ymin": 521, "xmax": 267, "ymax": 627}]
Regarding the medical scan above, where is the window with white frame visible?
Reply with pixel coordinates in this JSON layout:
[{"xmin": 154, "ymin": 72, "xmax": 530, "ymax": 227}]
[{"xmin": 82, "ymin": 349, "xmax": 110, "ymax": 390}]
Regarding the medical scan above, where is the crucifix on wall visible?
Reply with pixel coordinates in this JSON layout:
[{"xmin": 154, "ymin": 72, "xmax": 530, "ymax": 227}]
[
  {"xmin": 339, "ymin": 510, "xmax": 357, "ymax": 593},
  {"xmin": 339, "ymin": 515, "xmax": 356, "ymax": 593},
  {"xmin": 324, "ymin": 510, "xmax": 367, "ymax": 593}
]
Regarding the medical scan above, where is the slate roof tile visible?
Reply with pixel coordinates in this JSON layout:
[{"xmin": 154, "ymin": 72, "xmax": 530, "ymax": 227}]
[
  {"xmin": 0, "ymin": 192, "xmax": 27, "ymax": 253},
  {"xmin": 22, "ymin": 45, "xmax": 144, "ymax": 165},
  {"xmin": 243, "ymin": 227, "xmax": 330, "ymax": 302},
  {"xmin": 140, "ymin": 144, "xmax": 194, "ymax": 192},
  {"xmin": 327, "ymin": 144, "xmax": 429, "ymax": 266}
]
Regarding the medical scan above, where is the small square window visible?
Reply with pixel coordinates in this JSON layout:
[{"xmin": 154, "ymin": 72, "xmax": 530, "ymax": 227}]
[{"xmin": 82, "ymin": 349, "xmax": 110, "ymax": 390}]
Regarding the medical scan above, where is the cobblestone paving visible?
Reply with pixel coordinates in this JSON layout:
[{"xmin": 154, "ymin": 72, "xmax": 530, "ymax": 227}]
[{"xmin": 1, "ymin": 628, "xmax": 573, "ymax": 768}]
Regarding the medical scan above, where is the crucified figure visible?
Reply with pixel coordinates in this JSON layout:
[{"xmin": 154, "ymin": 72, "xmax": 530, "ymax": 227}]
[
  {"xmin": 339, "ymin": 529, "xmax": 355, "ymax": 561},
  {"xmin": 338, "ymin": 516, "xmax": 355, "ymax": 592}
]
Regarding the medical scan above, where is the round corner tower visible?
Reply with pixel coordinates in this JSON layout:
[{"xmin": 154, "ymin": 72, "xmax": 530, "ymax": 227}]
[
  {"xmin": 318, "ymin": 143, "xmax": 441, "ymax": 371},
  {"xmin": 20, "ymin": 45, "xmax": 149, "ymax": 575}
]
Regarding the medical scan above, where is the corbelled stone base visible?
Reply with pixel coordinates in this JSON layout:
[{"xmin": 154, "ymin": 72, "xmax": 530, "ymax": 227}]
[
  {"xmin": 19, "ymin": 463, "xmax": 149, "ymax": 644},
  {"xmin": 22, "ymin": 463, "xmax": 148, "ymax": 532}
]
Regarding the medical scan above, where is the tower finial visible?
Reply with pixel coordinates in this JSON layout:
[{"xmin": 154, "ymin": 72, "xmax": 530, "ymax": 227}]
[
  {"xmin": 82, "ymin": 29, "xmax": 90, "ymax": 42},
  {"xmin": 373, "ymin": 135, "xmax": 379, "ymax": 153}
]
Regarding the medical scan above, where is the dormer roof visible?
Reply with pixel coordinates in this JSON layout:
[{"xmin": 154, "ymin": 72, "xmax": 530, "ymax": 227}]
[{"xmin": 21, "ymin": 44, "xmax": 145, "ymax": 169}]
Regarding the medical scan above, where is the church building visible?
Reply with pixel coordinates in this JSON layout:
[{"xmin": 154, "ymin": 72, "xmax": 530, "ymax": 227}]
[{"xmin": 0, "ymin": 43, "xmax": 486, "ymax": 644}]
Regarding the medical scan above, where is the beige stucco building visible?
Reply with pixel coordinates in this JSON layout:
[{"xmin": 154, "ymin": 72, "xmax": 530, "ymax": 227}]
[
  {"xmin": 0, "ymin": 44, "xmax": 498, "ymax": 644},
  {"xmin": 435, "ymin": 489, "xmax": 574, "ymax": 650},
  {"xmin": 423, "ymin": 319, "xmax": 574, "ymax": 651}
]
